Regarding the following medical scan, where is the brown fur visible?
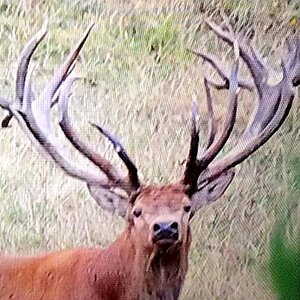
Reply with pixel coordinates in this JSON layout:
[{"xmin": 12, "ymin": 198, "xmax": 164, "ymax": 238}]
[{"xmin": 0, "ymin": 184, "xmax": 191, "ymax": 300}]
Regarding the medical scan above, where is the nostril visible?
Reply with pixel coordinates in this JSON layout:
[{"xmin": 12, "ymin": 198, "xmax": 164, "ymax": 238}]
[
  {"xmin": 170, "ymin": 222, "xmax": 178, "ymax": 231},
  {"xmin": 153, "ymin": 223, "xmax": 161, "ymax": 232},
  {"xmin": 152, "ymin": 222, "xmax": 179, "ymax": 243}
]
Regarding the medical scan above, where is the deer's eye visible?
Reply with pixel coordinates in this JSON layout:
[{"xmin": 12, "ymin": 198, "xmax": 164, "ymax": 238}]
[
  {"xmin": 133, "ymin": 209, "xmax": 142, "ymax": 218},
  {"xmin": 183, "ymin": 205, "xmax": 191, "ymax": 213}
]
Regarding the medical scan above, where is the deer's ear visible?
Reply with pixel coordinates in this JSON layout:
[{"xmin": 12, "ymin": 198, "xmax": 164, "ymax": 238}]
[
  {"xmin": 191, "ymin": 169, "xmax": 235, "ymax": 214},
  {"xmin": 87, "ymin": 184, "xmax": 129, "ymax": 218}
]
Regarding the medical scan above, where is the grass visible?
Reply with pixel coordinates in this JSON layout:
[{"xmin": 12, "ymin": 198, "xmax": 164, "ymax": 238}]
[{"xmin": 0, "ymin": 0, "xmax": 299, "ymax": 299}]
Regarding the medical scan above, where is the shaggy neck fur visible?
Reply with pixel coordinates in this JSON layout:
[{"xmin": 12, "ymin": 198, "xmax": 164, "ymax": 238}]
[{"xmin": 91, "ymin": 224, "xmax": 191, "ymax": 300}]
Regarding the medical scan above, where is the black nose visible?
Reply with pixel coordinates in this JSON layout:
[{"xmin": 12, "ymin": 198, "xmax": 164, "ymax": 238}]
[{"xmin": 152, "ymin": 221, "xmax": 179, "ymax": 243}]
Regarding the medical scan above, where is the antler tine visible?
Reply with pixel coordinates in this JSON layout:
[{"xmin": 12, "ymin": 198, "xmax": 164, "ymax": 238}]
[
  {"xmin": 90, "ymin": 123, "xmax": 140, "ymax": 190},
  {"xmin": 50, "ymin": 63, "xmax": 76, "ymax": 109},
  {"xmin": 40, "ymin": 22, "xmax": 95, "ymax": 104},
  {"xmin": 285, "ymin": 38, "xmax": 300, "ymax": 87},
  {"xmin": 1, "ymin": 24, "xmax": 47, "ymax": 128},
  {"xmin": 204, "ymin": 77, "xmax": 218, "ymax": 149},
  {"xmin": 191, "ymin": 50, "xmax": 229, "ymax": 83},
  {"xmin": 17, "ymin": 22, "xmax": 48, "ymax": 103},
  {"xmin": 22, "ymin": 63, "xmax": 35, "ymax": 113},
  {"xmin": 249, "ymin": 45, "xmax": 269, "ymax": 78},
  {"xmin": 32, "ymin": 22, "xmax": 95, "ymax": 134},
  {"xmin": 205, "ymin": 18, "xmax": 268, "ymax": 97},
  {"xmin": 189, "ymin": 50, "xmax": 253, "ymax": 91},
  {"xmin": 58, "ymin": 77, "xmax": 138, "ymax": 192},
  {"xmin": 182, "ymin": 101, "xmax": 200, "ymax": 191}
]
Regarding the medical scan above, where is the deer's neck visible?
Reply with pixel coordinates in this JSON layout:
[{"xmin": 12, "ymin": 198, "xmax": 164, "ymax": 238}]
[{"xmin": 91, "ymin": 226, "xmax": 191, "ymax": 300}]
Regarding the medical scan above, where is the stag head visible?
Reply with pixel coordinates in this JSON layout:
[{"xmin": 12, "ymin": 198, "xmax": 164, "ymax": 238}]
[
  {"xmin": 0, "ymin": 19, "xmax": 298, "ymax": 250},
  {"xmin": 125, "ymin": 185, "xmax": 192, "ymax": 249}
]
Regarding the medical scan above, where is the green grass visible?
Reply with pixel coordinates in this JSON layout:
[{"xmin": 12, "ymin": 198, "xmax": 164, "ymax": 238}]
[
  {"xmin": 268, "ymin": 222, "xmax": 300, "ymax": 300},
  {"xmin": 265, "ymin": 155, "xmax": 300, "ymax": 300},
  {"xmin": 0, "ymin": 0, "xmax": 299, "ymax": 299}
]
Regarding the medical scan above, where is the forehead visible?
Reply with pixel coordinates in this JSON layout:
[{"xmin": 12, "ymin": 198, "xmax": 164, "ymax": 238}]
[{"xmin": 136, "ymin": 185, "xmax": 189, "ymax": 209}]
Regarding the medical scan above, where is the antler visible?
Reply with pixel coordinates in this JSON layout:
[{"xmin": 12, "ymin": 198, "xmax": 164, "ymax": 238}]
[
  {"xmin": 0, "ymin": 23, "xmax": 140, "ymax": 216},
  {"xmin": 183, "ymin": 17, "xmax": 299, "ymax": 204}
]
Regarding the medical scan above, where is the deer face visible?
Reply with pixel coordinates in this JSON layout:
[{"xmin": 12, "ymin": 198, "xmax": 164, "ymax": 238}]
[{"xmin": 128, "ymin": 185, "xmax": 192, "ymax": 249}]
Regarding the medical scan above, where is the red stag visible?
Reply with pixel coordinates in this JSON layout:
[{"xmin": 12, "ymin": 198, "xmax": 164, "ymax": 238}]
[{"xmin": 0, "ymin": 19, "xmax": 299, "ymax": 300}]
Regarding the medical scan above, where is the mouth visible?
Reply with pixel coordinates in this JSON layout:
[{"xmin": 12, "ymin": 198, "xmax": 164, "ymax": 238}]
[{"xmin": 152, "ymin": 232, "xmax": 179, "ymax": 245}]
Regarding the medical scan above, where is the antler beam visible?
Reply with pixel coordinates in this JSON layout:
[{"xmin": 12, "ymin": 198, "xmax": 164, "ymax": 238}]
[
  {"xmin": 183, "ymin": 17, "xmax": 299, "ymax": 197},
  {"xmin": 0, "ymin": 23, "xmax": 141, "ymax": 205}
]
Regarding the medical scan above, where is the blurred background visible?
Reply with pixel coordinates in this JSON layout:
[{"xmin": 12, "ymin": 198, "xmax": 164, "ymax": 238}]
[{"xmin": 0, "ymin": 1, "xmax": 299, "ymax": 299}]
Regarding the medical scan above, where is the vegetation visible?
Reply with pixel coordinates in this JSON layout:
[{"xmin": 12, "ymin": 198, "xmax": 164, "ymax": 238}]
[
  {"xmin": 0, "ymin": 0, "xmax": 299, "ymax": 299},
  {"xmin": 268, "ymin": 222, "xmax": 300, "ymax": 300},
  {"xmin": 266, "ymin": 155, "xmax": 300, "ymax": 300}
]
